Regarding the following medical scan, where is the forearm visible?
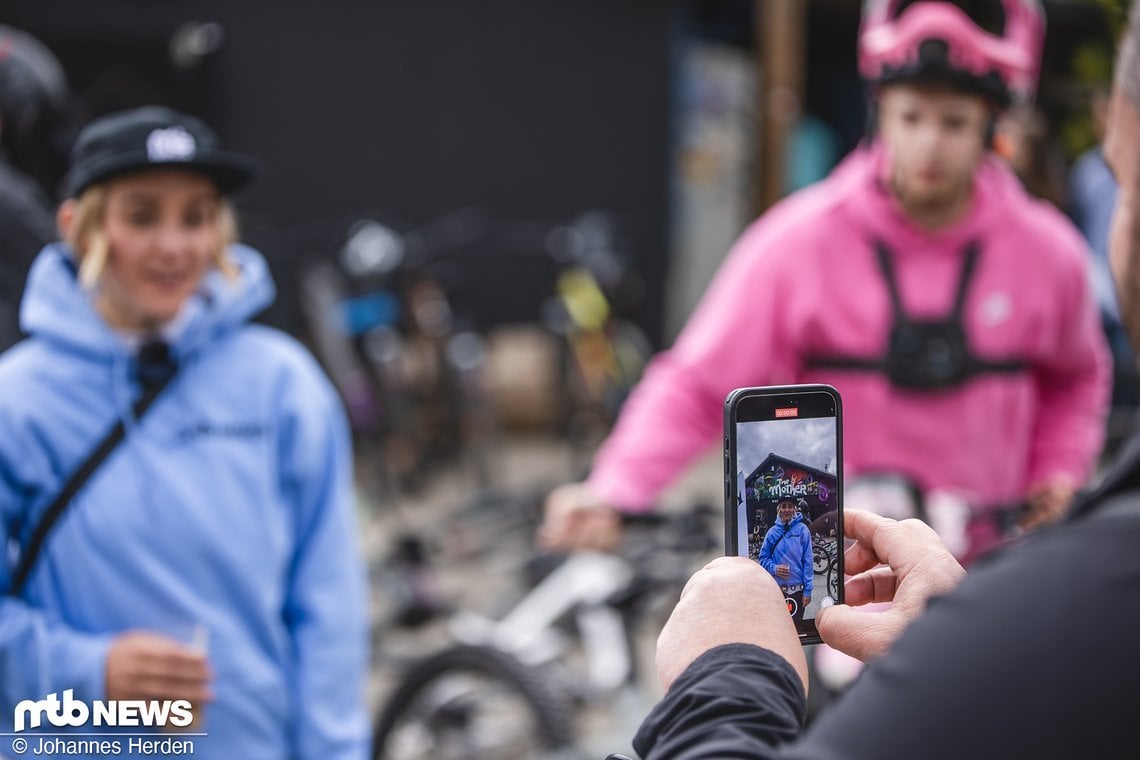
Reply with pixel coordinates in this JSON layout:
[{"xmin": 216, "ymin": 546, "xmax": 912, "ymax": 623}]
[
  {"xmin": 287, "ymin": 508, "xmax": 370, "ymax": 759},
  {"xmin": 633, "ymin": 644, "xmax": 806, "ymax": 760},
  {"xmin": 0, "ymin": 597, "xmax": 112, "ymax": 716},
  {"xmin": 291, "ymin": 619, "xmax": 370, "ymax": 760},
  {"xmin": 287, "ymin": 500, "xmax": 371, "ymax": 757},
  {"xmin": 1027, "ymin": 275, "xmax": 1111, "ymax": 490},
  {"xmin": 587, "ymin": 352, "xmax": 728, "ymax": 510},
  {"xmin": 282, "ymin": 379, "xmax": 371, "ymax": 758},
  {"xmin": 758, "ymin": 546, "xmax": 777, "ymax": 575},
  {"xmin": 802, "ymin": 542, "xmax": 813, "ymax": 597},
  {"xmin": 589, "ymin": 225, "xmax": 793, "ymax": 511}
]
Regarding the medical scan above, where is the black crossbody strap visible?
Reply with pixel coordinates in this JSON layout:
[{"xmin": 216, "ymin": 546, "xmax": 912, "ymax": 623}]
[
  {"xmin": 874, "ymin": 238, "xmax": 980, "ymax": 320},
  {"xmin": 873, "ymin": 241, "xmax": 905, "ymax": 320},
  {"xmin": 949, "ymin": 241, "xmax": 980, "ymax": 319},
  {"xmin": 9, "ymin": 343, "xmax": 176, "ymax": 597},
  {"xmin": 768, "ymin": 523, "xmax": 792, "ymax": 556}
]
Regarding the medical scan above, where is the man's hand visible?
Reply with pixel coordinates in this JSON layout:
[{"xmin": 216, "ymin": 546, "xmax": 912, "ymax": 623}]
[
  {"xmin": 656, "ymin": 557, "xmax": 807, "ymax": 694},
  {"xmin": 816, "ymin": 510, "xmax": 966, "ymax": 662},
  {"xmin": 536, "ymin": 482, "xmax": 623, "ymax": 552},
  {"xmin": 1022, "ymin": 478, "xmax": 1075, "ymax": 530},
  {"xmin": 105, "ymin": 631, "xmax": 213, "ymax": 703},
  {"xmin": 775, "ymin": 563, "xmax": 790, "ymax": 579}
]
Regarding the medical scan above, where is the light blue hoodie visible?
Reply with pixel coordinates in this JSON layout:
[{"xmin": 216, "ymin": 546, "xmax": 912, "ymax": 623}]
[
  {"xmin": 0, "ymin": 243, "xmax": 370, "ymax": 759},
  {"xmin": 758, "ymin": 513, "xmax": 813, "ymax": 598}
]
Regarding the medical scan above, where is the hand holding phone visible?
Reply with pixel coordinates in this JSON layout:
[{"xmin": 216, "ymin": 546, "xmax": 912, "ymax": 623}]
[
  {"xmin": 817, "ymin": 509, "xmax": 965, "ymax": 661},
  {"xmin": 654, "ymin": 556, "xmax": 810, "ymax": 694},
  {"xmin": 724, "ymin": 384, "xmax": 844, "ymax": 645}
]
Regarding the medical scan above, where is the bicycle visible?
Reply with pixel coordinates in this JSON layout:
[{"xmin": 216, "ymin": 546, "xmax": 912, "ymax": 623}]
[
  {"xmin": 811, "ymin": 537, "xmax": 840, "ymax": 601},
  {"xmin": 297, "ymin": 212, "xmax": 498, "ymax": 498},
  {"xmin": 539, "ymin": 211, "xmax": 653, "ymax": 464},
  {"xmin": 370, "ymin": 504, "xmax": 720, "ymax": 760},
  {"xmin": 373, "ymin": 643, "xmax": 577, "ymax": 760}
]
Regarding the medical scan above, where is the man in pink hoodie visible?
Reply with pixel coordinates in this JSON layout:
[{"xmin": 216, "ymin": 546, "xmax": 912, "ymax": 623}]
[{"xmin": 539, "ymin": 0, "xmax": 1110, "ymax": 564}]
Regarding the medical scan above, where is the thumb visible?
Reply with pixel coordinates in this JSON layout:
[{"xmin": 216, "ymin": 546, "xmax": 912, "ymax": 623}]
[{"xmin": 816, "ymin": 604, "xmax": 904, "ymax": 663}]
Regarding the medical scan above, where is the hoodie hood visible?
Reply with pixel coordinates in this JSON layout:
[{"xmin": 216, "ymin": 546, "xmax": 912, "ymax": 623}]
[
  {"xmin": 20, "ymin": 242, "xmax": 276, "ymax": 363},
  {"xmin": 779, "ymin": 512, "xmax": 805, "ymax": 529},
  {"xmin": 831, "ymin": 140, "xmax": 1028, "ymax": 254}
]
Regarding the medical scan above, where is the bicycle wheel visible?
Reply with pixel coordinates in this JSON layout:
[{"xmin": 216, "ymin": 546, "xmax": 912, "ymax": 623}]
[
  {"xmin": 373, "ymin": 644, "xmax": 577, "ymax": 760},
  {"xmin": 812, "ymin": 542, "xmax": 832, "ymax": 575}
]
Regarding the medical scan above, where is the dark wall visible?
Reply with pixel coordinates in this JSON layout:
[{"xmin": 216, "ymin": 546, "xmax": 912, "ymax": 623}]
[{"xmin": 3, "ymin": 1, "xmax": 677, "ymax": 342}]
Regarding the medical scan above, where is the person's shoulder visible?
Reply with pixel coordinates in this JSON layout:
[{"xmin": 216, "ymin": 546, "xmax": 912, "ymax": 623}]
[
  {"xmin": 1069, "ymin": 146, "xmax": 1106, "ymax": 179},
  {"xmin": 1014, "ymin": 198, "xmax": 1090, "ymax": 263},
  {"xmin": 0, "ymin": 338, "xmax": 73, "ymax": 431},
  {"xmin": 203, "ymin": 326, "xmax": 347, "ymax": 434},
  {"xmin": 227, "ymin": 324, "xmax": 327, "ymax": 379},
  {"xmin": 981, "ymin": 161, "xmax": 1090, "ymax": 265},
  {"xmin": 945, "ymin": 503, "xmax": 1140, "ymax": 649},
  {"xmin": 981, "ymin": 159, "xmax": 1072, "ymax": 227},
  {"xmin": 0, "ymin": 335, "xmax": 59, "ymax": 385}
]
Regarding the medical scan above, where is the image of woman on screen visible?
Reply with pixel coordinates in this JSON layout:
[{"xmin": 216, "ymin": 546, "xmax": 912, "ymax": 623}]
[{"xmin": 758, "ymin": 499, "xmax": 813, "ymax": 622}]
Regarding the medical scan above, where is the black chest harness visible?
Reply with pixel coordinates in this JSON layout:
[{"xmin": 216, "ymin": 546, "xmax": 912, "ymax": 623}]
[{"xmin": 805, "ymin": 240, "xmax": 1027, "ymax": 391}]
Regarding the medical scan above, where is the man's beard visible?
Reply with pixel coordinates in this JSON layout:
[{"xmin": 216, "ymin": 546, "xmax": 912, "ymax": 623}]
[{"xmin": 894, "ymin": 175, "xmax": 967, "ymax": 218}]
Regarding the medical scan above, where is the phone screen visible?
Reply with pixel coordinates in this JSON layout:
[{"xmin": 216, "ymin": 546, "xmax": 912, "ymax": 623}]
[{"xmin": 725, "ymin": 385, "xmax": 843, "ymax": 643}]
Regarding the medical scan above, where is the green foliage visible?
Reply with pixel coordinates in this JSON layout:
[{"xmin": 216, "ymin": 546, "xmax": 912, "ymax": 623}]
[
  {"xmin": 1071, "ymin": 41, "xmax": 1115, "ymax": 85},
  {"xmin": 1056, "ymin": 0, "xmax": 1127, "ymax": 159},
  {"xmin": 1093, "ymin": 0, "xmax": 1130, "ymax": 39},
  {"xmin": 1062, "ymin": 114, "xmax": 1097, "ymax": 158}
]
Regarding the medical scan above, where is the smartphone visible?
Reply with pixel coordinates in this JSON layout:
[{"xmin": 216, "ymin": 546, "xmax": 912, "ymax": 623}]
[{"xmin": 724, "ymin": 384, "xmax": 843, "ymax": 645}]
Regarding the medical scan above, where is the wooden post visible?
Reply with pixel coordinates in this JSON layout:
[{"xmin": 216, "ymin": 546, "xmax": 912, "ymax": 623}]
[{"xmin": 756, "ymin": 0, "xmax": 808, "ymax": 214}]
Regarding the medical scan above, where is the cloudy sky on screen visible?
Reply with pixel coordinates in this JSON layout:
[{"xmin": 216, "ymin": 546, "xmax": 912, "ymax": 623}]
[{"xmin": 736, "ymin": 417, "xmax": 837, "ymax": 478}]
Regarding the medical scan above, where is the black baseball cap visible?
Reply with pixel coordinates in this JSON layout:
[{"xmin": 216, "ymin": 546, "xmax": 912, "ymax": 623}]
[{"xmin": 64, "ymin": 105, "xmax": 257, "ymax": 198}]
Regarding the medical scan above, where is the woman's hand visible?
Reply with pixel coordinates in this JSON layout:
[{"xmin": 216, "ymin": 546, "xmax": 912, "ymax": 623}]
[{"xmin": 105, "ymin": 630, "xmax": 213, "ymax": 704}]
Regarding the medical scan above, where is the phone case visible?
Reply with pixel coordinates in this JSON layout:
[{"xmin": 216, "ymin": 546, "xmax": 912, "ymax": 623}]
[{"xmin": 724, "ymin": 384, "xmax": 844, "ymax": 644}]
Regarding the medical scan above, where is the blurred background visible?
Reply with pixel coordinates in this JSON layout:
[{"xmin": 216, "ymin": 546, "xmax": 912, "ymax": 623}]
[
  {"xmin": 1, "ymin": 0, "xmax": 1128, "ymax": 757},
  {"xmin": 2, "ymin": 0, "xmax": 1124, "ymax": 345}
]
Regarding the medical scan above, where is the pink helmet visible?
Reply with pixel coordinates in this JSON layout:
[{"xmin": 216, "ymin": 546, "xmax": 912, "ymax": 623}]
[{"xmin": 858, "ymin": 0, "xmax": 1045, "ymax": 105}]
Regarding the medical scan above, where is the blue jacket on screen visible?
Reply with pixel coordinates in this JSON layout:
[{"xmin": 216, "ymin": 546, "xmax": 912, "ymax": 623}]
[
  {"xmin": 0, "ymin": 243, "xmax": 370, "ymax": 759},
  {"xmin": 758, "ymin": 514, "xmax": 813, "ymax": 598}
]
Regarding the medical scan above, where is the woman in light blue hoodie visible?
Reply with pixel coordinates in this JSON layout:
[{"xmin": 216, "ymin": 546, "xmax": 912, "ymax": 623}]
[
  {"xmin": 0, "ymin": 106, "xmax": 370, "ymax": 759},
  {"xmin": 758, "ymin": 499, "xmax": 814, "ymax": 624}
]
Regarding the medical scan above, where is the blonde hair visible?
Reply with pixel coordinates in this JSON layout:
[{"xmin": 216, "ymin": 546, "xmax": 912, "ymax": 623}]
[{"xmin": 65, "ymin": 183, "xmax": 240, "ymax": 289}]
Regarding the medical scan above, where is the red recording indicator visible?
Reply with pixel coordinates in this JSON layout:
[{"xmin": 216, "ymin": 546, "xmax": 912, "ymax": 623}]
[{"xmin": 775, "ymin": 407, "xmax": 799, "ymax": 418}]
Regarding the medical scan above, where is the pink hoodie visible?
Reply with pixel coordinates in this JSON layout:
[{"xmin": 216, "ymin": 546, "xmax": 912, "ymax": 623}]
[{"xmin": 588, "ymin": 144, "xmax": 1110, "ymax": 513}]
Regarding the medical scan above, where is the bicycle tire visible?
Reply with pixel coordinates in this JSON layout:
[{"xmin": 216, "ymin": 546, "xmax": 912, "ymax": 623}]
[
  {"xmin": 372, "ymin": 644, "xmax": 577, "ymax": 760},
  {"xmin": 812, "ymin": 542, "xmax": 832, "ymax": 575}
]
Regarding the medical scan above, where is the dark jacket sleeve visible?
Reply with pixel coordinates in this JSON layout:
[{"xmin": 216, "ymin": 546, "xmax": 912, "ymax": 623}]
[
  {"xmin": 632, "ymin": 644, "xmax": 806, "ymax": 759},
  {"xmin": 632, "ymin": 499, "xmax": 1140, "ymax": 760},
  {"xmin": 0, "ymin": 169, "xmax": 56, "ymax": 352}
]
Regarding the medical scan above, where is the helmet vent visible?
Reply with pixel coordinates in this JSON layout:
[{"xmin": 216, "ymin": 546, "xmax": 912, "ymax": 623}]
[{"xmin": 918, "ymin": 38, "xmax": 950, "ymax": 64}]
